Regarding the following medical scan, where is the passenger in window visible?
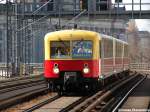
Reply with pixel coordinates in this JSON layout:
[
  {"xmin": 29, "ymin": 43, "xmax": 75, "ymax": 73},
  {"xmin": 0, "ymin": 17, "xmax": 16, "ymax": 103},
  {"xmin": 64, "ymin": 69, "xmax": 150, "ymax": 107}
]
[
  {"xmin": 77, "ymin": 46, "xmax": 85, "ymax": 54},
  {"xmin": 55, "ymin": 48, "xmax": 62, "ymax": 57}
]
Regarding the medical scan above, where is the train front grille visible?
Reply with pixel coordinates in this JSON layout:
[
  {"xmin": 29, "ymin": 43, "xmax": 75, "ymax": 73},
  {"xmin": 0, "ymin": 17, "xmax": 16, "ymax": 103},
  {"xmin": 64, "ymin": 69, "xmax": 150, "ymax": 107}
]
[{"xmin": 60, "ymin": 71, "xmax": 82, "ymax": 84}]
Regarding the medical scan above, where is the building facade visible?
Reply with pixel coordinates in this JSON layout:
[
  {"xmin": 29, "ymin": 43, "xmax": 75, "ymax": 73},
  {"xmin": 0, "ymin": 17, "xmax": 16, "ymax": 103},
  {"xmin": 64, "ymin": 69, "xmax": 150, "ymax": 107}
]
[
  {"xmin": 13, "ymin": 0, "xmax": 112, "ymax": 13},
  {"xmin": 0, "ymin": 15, "xmax": 7, "ymax": 63},
  {"xmin": 0, "ymin": 0, "xmax": 128, "ymax": 64},
  {"xmin": 138, "ymin": 31, "xmax": 150, "ymax": 63}
]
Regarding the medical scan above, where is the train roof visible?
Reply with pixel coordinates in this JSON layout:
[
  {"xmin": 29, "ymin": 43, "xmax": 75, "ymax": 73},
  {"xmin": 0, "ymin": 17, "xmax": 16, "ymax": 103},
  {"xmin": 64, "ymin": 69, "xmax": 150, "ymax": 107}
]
[
  {"xmin": 100, "ymin": 34, "xmax": 128, "ymax": 45},
  {"xmin": 45, "ymin": 29, "xmax": 128, "ymax": 45},
  {"xmin": 44, "ymin": 29, "xmax": 99, "ymax": 41},
  {"xmin": 45, "ymin": 29, "xmax": 97, "ymax": 37}
]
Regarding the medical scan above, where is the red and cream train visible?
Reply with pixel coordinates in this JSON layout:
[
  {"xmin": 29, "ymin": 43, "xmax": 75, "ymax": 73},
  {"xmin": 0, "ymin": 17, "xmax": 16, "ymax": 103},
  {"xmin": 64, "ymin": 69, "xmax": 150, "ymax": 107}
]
[{"xmin": 44, "ymin": 30, "xmax": 129, "ymax": 92}]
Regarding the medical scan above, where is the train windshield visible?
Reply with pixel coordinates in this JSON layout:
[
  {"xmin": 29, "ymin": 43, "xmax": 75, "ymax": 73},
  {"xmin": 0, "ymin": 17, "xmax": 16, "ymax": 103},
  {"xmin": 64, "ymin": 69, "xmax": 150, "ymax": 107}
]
[
  {"xmin": 50, "ymin": 40, "xmax": 93, "ymax": 59},
  {"xmin": 72, "ymin": 40, "xmax": 93, "ymax": 59},
  {"xmin": 50, "ymin": 41, "xmax": 70, "ymax": 59}
]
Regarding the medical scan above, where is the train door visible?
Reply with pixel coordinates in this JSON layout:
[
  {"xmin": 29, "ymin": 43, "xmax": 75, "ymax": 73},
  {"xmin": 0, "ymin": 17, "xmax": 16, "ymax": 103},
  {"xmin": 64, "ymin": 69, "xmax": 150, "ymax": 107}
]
[{"xmin": 80, "ymin": 0, "xmax": 88, "ymax": 10}]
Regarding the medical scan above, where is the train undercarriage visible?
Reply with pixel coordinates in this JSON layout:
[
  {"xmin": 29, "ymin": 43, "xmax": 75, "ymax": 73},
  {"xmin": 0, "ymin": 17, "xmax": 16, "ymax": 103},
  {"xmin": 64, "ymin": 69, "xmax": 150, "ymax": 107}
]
[{"xmin": 46, "ymin": 70, "xmax": 130, "ymax": 95}]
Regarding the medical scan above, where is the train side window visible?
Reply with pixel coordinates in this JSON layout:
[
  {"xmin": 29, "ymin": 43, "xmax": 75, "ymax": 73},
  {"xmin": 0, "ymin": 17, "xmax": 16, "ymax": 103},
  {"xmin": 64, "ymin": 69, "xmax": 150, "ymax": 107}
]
[
  {"xmin": 116, "ymin": 41, "xmax": 122, "ymax": 57},
  {"xmin": 124, "ymin": 45, "xmax": 128, "ymax": 57},
  {"xmin": 103, "ymin": 38, "xmax": 113, "ymax": 58},
  {"xmin": 99, "ymin": 40, "xmax": 101, "ymax": 58}
]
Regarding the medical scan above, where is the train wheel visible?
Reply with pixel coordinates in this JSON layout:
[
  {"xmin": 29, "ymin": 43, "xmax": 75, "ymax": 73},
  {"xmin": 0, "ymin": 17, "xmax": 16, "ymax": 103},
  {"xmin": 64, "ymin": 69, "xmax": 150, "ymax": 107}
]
[
  {"xmin": 58, "ymin": 91, "xmax": 62, "ymax": 96},
  {"xmin": 48, "ymin": 82, "xmax": 54, "ymax": 92},
  {"xmin": 57, "ymin": 85, "xmax": 64, "ymax": 96}
]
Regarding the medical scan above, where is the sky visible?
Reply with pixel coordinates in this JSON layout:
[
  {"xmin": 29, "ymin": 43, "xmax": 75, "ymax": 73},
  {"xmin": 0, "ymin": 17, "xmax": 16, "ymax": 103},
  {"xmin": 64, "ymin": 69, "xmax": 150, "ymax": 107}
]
[
  {"xmin": 112, "ymin": 0, "xmax": 150, "ymax": 32},
  {"xmin": 112, "ymin": 0, "xmax": 150, "ymax": 10},
  {"xmin": 0, "ymin": 0, "xmax": 14, "ymax": 3}
]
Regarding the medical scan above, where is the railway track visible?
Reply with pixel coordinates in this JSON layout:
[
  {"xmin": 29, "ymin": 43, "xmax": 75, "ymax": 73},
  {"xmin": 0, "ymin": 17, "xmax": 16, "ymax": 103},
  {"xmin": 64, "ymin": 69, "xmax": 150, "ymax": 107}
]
[
  {"xmin": 68, "ymin": 73, "xmax": 143, "ymax": 112},
  {"xmin": 112, "ymin": 74, "xmax": 146, "ymax": 112},
  {"xmin": 22, "ymin": 72, "xmax": 137, "ymax": 112},
  {"xmin": 0, "ymin": 75, "xmax": 43, "ymax": 84},
  {"xmin": 23, "ymin": 95, "xmax": 61, "ymax": 112},
  {"xmin": 1, "ymin": 72, "xmax": 144, "ymax": 112},
  {"xmin": 23, "ymin": 95, "xmax": 89, "ymax": 112},
  {"xmin": 0, "ymin": 75, "xmax": 48, "ymax": 110}
]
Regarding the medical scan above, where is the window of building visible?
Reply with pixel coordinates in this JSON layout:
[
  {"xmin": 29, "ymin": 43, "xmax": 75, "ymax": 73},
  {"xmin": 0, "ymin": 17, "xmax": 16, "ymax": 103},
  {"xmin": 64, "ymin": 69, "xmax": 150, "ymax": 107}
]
[
  {"xmin": 80, "ymin": 0, "xmax": 88, "ymax": 10},
  {"xmin": 115, "ymin": 0, "xmax": 122, "ymax": 3},
  {"xmin": 96, "ymin": 0, "xmax": 108, "ymax": 11},
  {"xmin": 0, "ymin": 30, "xmax": 2, "ymax": 40},
  {"xmin": 47, "ymin": 0, "xmax": 53, "ymax": 11},
  {"xmin": 0, "ymin": 44, "xmax": 2, "ymax": 62}
]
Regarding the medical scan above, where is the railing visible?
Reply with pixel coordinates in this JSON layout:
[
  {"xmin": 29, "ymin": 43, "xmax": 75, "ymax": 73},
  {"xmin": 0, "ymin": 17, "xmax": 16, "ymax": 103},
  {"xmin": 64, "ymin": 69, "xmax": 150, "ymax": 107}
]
[
  {"xmin": 0, "ymin": 63, "xmax": 43, "ymax": 78},
  {"xmin": 0, "ymin": 62, "xmax": 150, "ymax": 78},
  {"xmin": 130, "ymin": 63, "xmax": 150, "ymax": 72}
]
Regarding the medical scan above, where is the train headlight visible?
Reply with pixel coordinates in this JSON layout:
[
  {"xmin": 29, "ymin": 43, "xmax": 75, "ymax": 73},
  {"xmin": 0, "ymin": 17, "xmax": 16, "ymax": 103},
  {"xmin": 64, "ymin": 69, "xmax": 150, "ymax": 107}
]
[
  {"xmin": 83, "ymin": 67, "xmax": 89, "ymax": 74},
  {"xmin": 53, "ymin": 63, "xmax": 59, "ymax": 74},
  {"xmin": 53, "ymin": 68, "xmax": 59, "ymax": 74}
]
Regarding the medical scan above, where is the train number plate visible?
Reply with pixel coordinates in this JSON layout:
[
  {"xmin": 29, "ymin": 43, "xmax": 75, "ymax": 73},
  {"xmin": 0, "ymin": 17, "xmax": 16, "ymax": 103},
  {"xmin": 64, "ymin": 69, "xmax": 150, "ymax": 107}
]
[
  {"xmin": 64, "ymin": 72, "xmax": 77, "ymax": 82},
  {"xmin": 64, "ymin": 72, "xmax": 76, "ymax": 76}
]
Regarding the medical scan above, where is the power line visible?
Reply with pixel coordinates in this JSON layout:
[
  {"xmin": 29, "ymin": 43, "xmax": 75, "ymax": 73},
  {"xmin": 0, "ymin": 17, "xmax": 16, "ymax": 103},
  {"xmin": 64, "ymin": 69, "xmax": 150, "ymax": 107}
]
[{"xmin": 15, "ymin": 0, "xmax": 52, "ymax": 32}]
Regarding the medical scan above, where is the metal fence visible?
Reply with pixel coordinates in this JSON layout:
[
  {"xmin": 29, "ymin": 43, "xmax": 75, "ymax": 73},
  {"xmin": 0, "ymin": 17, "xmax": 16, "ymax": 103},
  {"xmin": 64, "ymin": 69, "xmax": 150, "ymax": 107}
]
[
  {"xmin": 1, "ymin": 62, "xmax": 150, "ymax": 78},
  {"xmin": 0, "ymin": 63, "xmax": 43, "ymax": 78},
  {"xmin": 130, "ymin": 63, "xmax": 150, "ymax": 72}
]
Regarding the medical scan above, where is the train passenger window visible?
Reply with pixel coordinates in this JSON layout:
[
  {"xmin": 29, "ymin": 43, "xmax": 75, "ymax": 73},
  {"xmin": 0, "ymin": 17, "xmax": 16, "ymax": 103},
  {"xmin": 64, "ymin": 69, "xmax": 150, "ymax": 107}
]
[
  {"xmin": 124, "ymin": 45, "xmax": 128, "ymax": 57},
  {"xmin": 116, "ymin": 41, "xmax": 122, "ymax": 57},
  {"xmin": 50, "ymin": 41, "xmax": 70, "ymax": 59},
  {"xmin": 72, "ymin": 40, "xmax": 92, "ymax": 59},
  {"xmin": 103, "ymin": 38, "xmax": 113, "ymax": 58}
]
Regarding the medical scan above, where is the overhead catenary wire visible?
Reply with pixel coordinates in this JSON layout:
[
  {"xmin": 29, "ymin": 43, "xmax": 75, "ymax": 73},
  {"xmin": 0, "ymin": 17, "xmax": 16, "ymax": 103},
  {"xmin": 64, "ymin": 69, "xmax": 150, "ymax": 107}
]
[
  {"xmin": 16, "ymin": 15, "xmax": 49, "ymax": 32},
  {"xmin": 11, "ymin": 0, "xmax": 52, "ymax": 75},
  {"xmin": 15, "ymin": 0, "xmax": 52, "ymax": 32}
]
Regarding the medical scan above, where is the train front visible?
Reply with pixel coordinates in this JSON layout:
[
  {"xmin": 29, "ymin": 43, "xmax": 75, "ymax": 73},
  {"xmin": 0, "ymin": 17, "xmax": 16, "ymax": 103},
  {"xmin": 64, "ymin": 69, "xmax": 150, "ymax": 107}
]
[{"xmin": 44, "ymin": 30, "xmax": 99, "ymax": 92}]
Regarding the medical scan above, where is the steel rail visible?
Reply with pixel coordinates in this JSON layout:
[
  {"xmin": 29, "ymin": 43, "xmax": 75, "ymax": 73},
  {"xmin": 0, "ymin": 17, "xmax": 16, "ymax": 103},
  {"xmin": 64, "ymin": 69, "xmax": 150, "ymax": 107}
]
[
  {"xmin": 0, "ymin": 81, "xmax": 45, "ymax": 98},
  {"xmin": 0, "ymin": 87, "xmax": 48, "ymax": 110},
  {"xmin": 0, "ymin": 74, "xmax": 43, "ymax": 84},
  {"xmin": 0, "ymin": 83, "xmax": 47, "ymax": 102},
  {"xmin": 112, "ymin": 75, "xmax": 147, "ymax": 112},
  {"xmin": 70, "ymin": 73, "xmax": 137, "ymax": 112},
  {"xmin": 99, "ymin": 75, "xmax": 144, "ymax": 112},
  {"xmin": 83, "ymin": 74, "xmax": 138, "ymax": 112},
  {"xmin": 0, "ymin": 75, "xmax": 47, "ymax": 110},
  {"xmin": 23, "ymin": 95, "xmax": 61, "ymax": 112},
  {"xmin": 0, "ymin": 78, "xmax": 44, "ymax": 90},
  {"xmin": 60, "ymin": 96, "xmax": 90, "ymax": 112},
  {"xmin": 0, "ymin": 75, "xmax": 44, "ymax": 88}
]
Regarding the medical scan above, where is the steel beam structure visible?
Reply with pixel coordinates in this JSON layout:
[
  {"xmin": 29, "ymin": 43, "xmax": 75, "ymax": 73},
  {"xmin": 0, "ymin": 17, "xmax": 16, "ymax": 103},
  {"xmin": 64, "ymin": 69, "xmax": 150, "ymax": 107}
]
[{"xmin": 0, "ymin": 1, "xmax": 150, "ymax": 19}]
